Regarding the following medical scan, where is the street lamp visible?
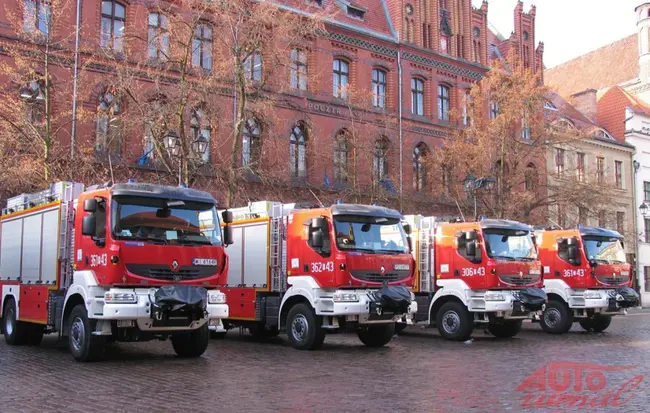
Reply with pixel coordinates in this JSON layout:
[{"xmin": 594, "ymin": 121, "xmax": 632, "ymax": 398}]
[
  {"xmin": 463, "ymin": 174, "xmax": 496, "ymax": 221},
  {"xmin": 163, "ymin": 131, "xmax": 182, "ymax": 185},
  {"xmin": 192, "ymin": 135, "xmax": 208, "ymax": 157}
]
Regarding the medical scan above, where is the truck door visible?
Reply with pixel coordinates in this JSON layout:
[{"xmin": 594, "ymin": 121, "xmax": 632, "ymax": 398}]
[{"xmin": 451, "ymin": 229, "xmax": 486, "ymax": 289}]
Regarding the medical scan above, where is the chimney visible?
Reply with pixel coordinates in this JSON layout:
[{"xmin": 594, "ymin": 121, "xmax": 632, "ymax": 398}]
[
  {"xmin": 636, "ymin": 3, "xmax": 650, "ymax": 83},
  {"xmin": 570, "ymin": 89, "xmax": 598, "ymax": 122}
]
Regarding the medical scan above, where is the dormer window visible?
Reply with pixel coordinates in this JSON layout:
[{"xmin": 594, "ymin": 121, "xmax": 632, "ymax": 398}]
[
  {"xmin": 544, "ymin": 101, "xmax": 557, "ymax": 110},
  {"xmin": 593, "ymin": 129, "xmax": 614, "ymax": 140},
  {"xmin": 347, "ymin": 6, "xmax": 365, "ymax": 19}
]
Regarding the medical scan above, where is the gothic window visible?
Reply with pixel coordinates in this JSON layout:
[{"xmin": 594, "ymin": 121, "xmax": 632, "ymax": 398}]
[
  {"xmin": 290, "ymin": 123, "xmax": 308, "ymax": 178},
  {"xmin": 333, "ymin": 130, "xmax": 350, "ymax": 184},
  {"xmin": 96, "ymin": 92, "xmax": 122, "ymax": 154},
  {"xmin": 413, "ymin": 143, "xmax": 428, "ymax": 192},
  {"xmin": 372, "ymin": 138, "xmax": 389, "ymax": 183},
  {"xmin": 242, "ymin": 119, "xmax": 261, "ymax": 167}
]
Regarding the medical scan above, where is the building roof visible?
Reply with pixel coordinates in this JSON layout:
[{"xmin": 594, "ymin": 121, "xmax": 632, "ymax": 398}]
[
  {"xmin": 597, "ymin": 85, "xmax": 650, "ymax": 141},
  {"xmin": 278, "ymin": 0, "xmax": 395, "ymax": 39},
  {"xmin": 544, "ymin": 34, "xmax": 638, "ymax": 99}
]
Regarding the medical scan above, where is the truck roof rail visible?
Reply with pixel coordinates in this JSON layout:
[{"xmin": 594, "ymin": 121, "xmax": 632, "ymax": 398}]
[{"xmin": 293, "ymin": 202, "xmax": 322, "ymax": 210}]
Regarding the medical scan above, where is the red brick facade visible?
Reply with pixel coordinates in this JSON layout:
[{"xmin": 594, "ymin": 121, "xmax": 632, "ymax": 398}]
[{"xmin": 0, "ymin": 0, "xmax": 544, "ymax": 213}]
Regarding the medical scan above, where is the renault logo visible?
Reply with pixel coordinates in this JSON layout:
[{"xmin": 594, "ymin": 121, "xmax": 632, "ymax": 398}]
[
  {"xmin": 376, "ymin": 307, "xmax": 383, "ymax": 315},
  {"xmin": 380, "ymin": 266, "xmax": 386, "ymax": 274},
  {"xmin": 171, "ymin": 260, "xmax": 179, "ymax": 271},
  {"xmin": 519, "ymin": 271, "xmax": 524, "ymax": 279}
]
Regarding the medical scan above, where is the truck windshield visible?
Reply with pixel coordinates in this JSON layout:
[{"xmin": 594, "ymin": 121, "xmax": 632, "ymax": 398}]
[
  {"xmin": 483, "ymin": 229, "xmax": 537, "ymax": 261},
  {"xmin": 583, "ymin": 237, "xmax": 626, "ymax": 264},
  {"xmin": 334, "ymin": 215, "xmax": 409, "ymax": 254},
  {"xmin": 111, "ymin": 196, "xmax": 222, "ymax": 246}
]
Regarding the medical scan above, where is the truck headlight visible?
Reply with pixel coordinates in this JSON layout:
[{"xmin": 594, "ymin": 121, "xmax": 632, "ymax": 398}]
[
  {"xmin": 333, "ymin": 292, "xmax": 359, "ymax": 302},
  {"xmin": 620, "ymin": 271, "xmax": 630, "ymax": 276},
  {"xmin": 485, "ymin": 292, "xmax": 506, "ymax": 301},
  {"xmin": 529, "ymin": 269, "xmax": 541, "ymax": 276},
  {"xmin": 584, "ymin": 291, "xmax": 602, "ymax": 299},
  {"xmin": 105, "ymin": 292, "xmax": 137, "ymax": 304},
  {"xmin": 208, "ymin": 291, "xmax": 227, "ymax": 304}
]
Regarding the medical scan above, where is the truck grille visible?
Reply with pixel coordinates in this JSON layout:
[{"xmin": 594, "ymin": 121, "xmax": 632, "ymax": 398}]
[
  {"xmin": 498, "ymin": 274, "xmax": 540, "ymax": 286},
  {"xmin": 350, "ymin": 270, "xmax": 410, "ymax": 284},
  {"xmin": 126, "ymin": 264, "xmax": 216, "ymax": 281},
  {"xmin": 596, "ymin": 273, "xmax": 630, "ymax": 286}
]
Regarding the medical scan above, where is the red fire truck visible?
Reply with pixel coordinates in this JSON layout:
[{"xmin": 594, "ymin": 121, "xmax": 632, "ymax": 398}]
[
  {"xmin": 218, "ymin": 201, "xmax": 417, "ymax": 350},
  {"xmin": 0, "ymin": 181, "xmax": 231, "ymax": 361},
  {"xmin": 534, "ymin": 226, "xmax": 639, "ymax": 334},
  {"xmin": 402, "ymin": 216, "xmax": 547, "ymax": 341}
]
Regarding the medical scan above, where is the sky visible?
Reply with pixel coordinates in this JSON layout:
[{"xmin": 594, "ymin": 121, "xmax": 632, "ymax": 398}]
[{"xmin": 472, "ymin": 0, "xmax": 640, "ymax": 68}]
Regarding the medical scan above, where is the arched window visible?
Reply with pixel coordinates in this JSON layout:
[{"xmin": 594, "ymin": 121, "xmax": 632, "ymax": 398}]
[
  {"xmin": 190, "ymin": 108, "xmax": 210, "ymax": 164},
  {"xmin": 192, "ymin": 23, "xmax": 213, "ymax": 70},
  {"xmin": 411, "ymin": 78, "xmax": 424, "ymax": 116},
  {"xmin": 472, "ymin": 27, "xmax": 481, "ymax": 62},
  {"xmin": 242, "ymin": 119, "xmax": 260, "ymax": 167},
  {"xmin": 96, "ymin": 91, "xmax": 122, "ymax": 153},
  {"xmin": 20, "ymin": 79, "xmax": 45, "ymax": 124},
  {"xmin": 333, "ymin": 59, "xmax": 349, "ymax": 99},
  {"xmin": 525, "ymin": 163, "xmax": 537, "ymax": 191},
  {"xmin": 24, "ymin": 0, "xmax": 50, "ymax": 35},
  {"xmin": 372, "ymin": 138, "xmax": 389, "ymax": 183},
  {"xmin": 148, "ymin": 12, "xmax": 169, "ymax": 60},
  {"xmin": 290, "ymin": 123, "xmax": 307, "ymax": 178},
  {"xmin": 372, "ymin": 68, "xmax": 387, "ymax": 108},
  {"xmin": 100, "ymin": 0, "xmax": 125, "ymax": 52},
  {"xmin": 438, "ymin": 84, "xmax": 450, "ymax": 121},
  {"xmin": 333, "ymin": 130, "xmax": 350, "ymax": 184},
  {"xmin": 489, "ymin": 102, "xmax": 499, "ymax": 119},
  {"xmin": 413, "ymin": 143, "xmax": 428, "ymax": 192}
]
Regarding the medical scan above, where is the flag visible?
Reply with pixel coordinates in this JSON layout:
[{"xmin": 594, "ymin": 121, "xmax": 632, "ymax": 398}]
[
  {"xmin": 138, "ymin": 148, "xmax": 154, "ymax": 166},
  {"xmin": 323, "ymin": 170, "xmax": 331, "ymax": 189},
  {"xmin": 380, "ymin": 178, "xmax": 397, "ymax": 194}
]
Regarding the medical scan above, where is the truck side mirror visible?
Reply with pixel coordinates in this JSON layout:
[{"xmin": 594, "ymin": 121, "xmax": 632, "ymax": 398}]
[
  {"xmin": 466, "ymin": 230, "xmax": 478, "ymax": 241},
  {"xmin": 223, "ymin": 225, "xmax": 234, "ymax": 246},
  {"xmin": 222, "ymin": 210, "xmax": 233, "ymax": 224},
  {"xmin": 311, "ymin": 217, "xmax": 327, "ymax": 230},
  {"xmin": 84, "ymin": 199, "xmax": 97, "ymax": 213},
  {"xmin": 82, "ymin": 215, "xmax": 96, "ymax": 237},
  {"xmin": 403, "ymin": 223, "xmax": 412, "ymax": 235},
  {"xmin": 466, "ymin": 240, "xmax": 477, "ymax": 257},
  {"xmin": 311, "ymin": 229, "xmax": 324, "ymax": 249},
  {"xmin": 566, "ymin": 237, "xmax": 579, "ymax": 261}
]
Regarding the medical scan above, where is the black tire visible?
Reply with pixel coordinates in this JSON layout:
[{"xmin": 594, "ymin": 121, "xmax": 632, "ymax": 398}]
[
  {"xmin": 171, "ymin": 324, "xmax": 209, "ymax": 358},
  {"xmin": 487, "ymin": 320, "xmax": 523, "ymax": 338},
  {"xmin": 394, "ymin": 323, "xmax": 408, "ymax": 334},
  {"xmin": 3, "ymin": 299, "xmax": 28, "ymax": 345},
  {"xmin": 540, "ymin": 299, "xmax": 573, "ymax": 334},
  {"xmin": 286, "ymin": 303, "xmax": 325, "ymax": 350},
  {"xmin": 210, "ymin": 330, "xmax": 227, "ymax": 339},
  {"xmin": 436, "ymin": 301, "xmax": 473, "ymax": 341},
  {"xmin": 357, "ymin": 323, "xmax": 395, "ymax": 347},
  {"xmin": 579, "ymin": 314, "xmax": 612, "ymax": 333},
  {"xmin": 68, "ymin": 304, "xmax": 106, "ymax": 362},
  {"xmin": 26, "ymin": 324, "xmax": 45, "ymax": 345},
  {"xmin": 249, "ymin": 323, "xmax": 280, "ymax": 339}
]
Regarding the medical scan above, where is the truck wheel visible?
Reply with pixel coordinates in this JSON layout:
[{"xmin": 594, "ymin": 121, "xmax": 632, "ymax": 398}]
[
  {"xmin": 540, "ymin": 300, "xmax": 573, "ymax": 334},
  {"xmin": 3, "ymin": 299, "xmax": 28, "ymax": 345},
  {"xmin": 249, "ymin": 324, "xmax": 280, "ymax": 339},
  {"xmin": 357, "ymin": 323, "xmax": 395, "ymax": 347},
  {"xmin": 26, "ymin": 324, "xmax": 45, "ymax": 345},
  {"xmin": 487, "ymin": 320, "xmax": 522, "ymax": 338},
  {"xmin": 286, "ymin": 303, "xmax": 325, "ymax": 351},
  {"xmin": 171, "ymin": 324, "xmax": 209, "ymax": 358},
  {"xmin": 436, "ymin": 301, "xmax": 473, "ymax": 341},
  {"xmin": 579, "ymin": 315, "xmax": 612, "ymax": 333},
  {"xmin": 68, "ymin": 304, "xmax": 106, "ymax": 362},
  {"xmin": 394, "ymin": 323, "xmax": 408, "ymax": 334}
]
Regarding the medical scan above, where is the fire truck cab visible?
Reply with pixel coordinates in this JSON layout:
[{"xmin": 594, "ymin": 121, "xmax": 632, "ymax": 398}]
[
  {"xmin": 405, "ymin": 216, "xmax": 547, "ymax": 341},
  {"xmin": 220, "ymin": 201, "xmax": 417, "ymax": 350},
  {"xmin": 0, "ymin": 181, "xmax": 230, "ymax": 361},
  {"xmin": 534, "ymin": 226, "xmax": 639, "ymax": 334}
]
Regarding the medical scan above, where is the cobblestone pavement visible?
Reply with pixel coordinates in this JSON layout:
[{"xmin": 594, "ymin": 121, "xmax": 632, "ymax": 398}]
[{"xmin": 1, "ymin": 315, "xmax": 649, "ymax": 413}]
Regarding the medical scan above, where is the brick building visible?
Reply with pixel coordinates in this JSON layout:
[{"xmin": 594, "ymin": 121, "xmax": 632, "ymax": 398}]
[{"xmin": 0, "ymin": 0, "xmax": 544, "ymax": 214}]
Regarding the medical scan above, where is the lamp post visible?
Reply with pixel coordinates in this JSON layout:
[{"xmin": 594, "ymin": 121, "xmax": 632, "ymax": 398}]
[{"xmin": 463, "ymin": 174, "xmax": 496, "ymax": 221}]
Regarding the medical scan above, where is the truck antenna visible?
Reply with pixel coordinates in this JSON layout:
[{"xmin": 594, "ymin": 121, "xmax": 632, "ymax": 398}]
[
  {"xmin": 548, "ymin": 217, "xmax": 564, "ymax": 230},
  {"xmin": 454, "ymin": 199, "xmax": 466, "ymax": 222},
  {"xmin": 108, "ymin": 153, "xmax": 115, "ymax": 184},
  {"xmin": 308, "ymin": 189, "xmax": 324, "ymax": 208}
]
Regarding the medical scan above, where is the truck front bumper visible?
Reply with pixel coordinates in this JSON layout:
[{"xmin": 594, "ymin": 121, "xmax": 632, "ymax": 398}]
[
  {"xmin": 567, "ymin": 288, "xmax": 639, "ymax": 315},
  {"xmin": 92, "ymin": 287, "xmax": 229, "ymax": 332},
  {"xmin": 314, "ymin": 289, "xmax": 418, "ymax": 325},
  {"xmin": 468, "ymin": 290, "xmax": 545, "ymax": 320}
]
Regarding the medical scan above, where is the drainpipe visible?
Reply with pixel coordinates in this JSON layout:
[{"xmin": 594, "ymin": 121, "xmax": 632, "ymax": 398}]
[
  {"xmin": 633, "ymin": 156, "xmax": 642, "ymax": 303},
  {"xmin": 70, "ymin": 0, "xmax": 81, "ymax": 163},
  {"xmin": 397, "ymin": 42, "xmax": 404, "ymax": 213}
]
